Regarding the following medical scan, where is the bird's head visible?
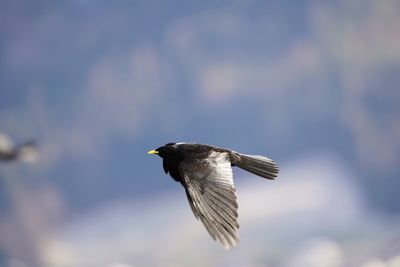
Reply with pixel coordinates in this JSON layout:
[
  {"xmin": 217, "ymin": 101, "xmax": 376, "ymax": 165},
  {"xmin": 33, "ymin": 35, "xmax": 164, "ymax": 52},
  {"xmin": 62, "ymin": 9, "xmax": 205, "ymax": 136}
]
[{"xmin": 147, "ymin": 143, "xmax": 178, "ymax": 158}]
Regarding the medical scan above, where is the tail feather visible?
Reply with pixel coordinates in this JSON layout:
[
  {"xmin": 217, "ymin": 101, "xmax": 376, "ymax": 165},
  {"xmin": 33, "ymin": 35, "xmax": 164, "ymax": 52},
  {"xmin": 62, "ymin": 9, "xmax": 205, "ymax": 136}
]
[{"xmin": 235, "ymin": 154, "xmax": 279, "ymax": 180}]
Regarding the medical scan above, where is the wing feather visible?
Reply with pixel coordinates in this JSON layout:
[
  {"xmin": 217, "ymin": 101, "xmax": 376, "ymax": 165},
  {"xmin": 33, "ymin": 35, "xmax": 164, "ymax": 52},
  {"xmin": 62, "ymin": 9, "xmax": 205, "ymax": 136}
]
[{"xmin": 180, "ymin": 152, "xmax": 240, "ymax": 249}]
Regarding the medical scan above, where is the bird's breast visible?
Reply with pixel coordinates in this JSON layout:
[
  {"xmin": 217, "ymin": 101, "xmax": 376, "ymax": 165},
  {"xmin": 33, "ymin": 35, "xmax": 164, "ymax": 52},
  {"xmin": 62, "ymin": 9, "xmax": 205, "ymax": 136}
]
[{"xmin": 163, "ymin": 159, "xmax": 182, "ymax": 182}]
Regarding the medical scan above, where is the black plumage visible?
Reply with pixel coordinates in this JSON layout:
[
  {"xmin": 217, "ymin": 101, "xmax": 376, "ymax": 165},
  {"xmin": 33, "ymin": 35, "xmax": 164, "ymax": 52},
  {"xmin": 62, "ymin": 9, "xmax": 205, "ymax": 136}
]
[{"xmin": 148, "ymin": 142, "xmax": 279, "ymax": 249}]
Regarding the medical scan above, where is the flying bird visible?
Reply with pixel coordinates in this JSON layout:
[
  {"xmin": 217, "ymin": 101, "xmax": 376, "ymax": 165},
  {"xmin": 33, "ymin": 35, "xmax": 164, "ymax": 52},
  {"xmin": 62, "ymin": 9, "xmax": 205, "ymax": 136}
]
[
  {"xmin": 148, "ymin": 142, "xmax": 279, "ymax": 249},
  {"xmin": 0, "ymin": 133, "xmax": 38, "ymax": 163}
]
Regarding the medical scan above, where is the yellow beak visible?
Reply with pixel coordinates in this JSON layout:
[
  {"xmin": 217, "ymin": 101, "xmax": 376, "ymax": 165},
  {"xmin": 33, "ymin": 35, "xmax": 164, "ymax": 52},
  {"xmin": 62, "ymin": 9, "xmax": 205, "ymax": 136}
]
[{"xmin": 147, "ymin": 149, "xmax": 159, "ymax": 155}]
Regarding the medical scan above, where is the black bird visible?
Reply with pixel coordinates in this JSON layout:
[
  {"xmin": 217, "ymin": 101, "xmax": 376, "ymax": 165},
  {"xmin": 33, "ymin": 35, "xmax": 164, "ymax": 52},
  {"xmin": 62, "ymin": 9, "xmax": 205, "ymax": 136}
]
[
  {"xmin": 148, "ymin": 142, "xmax": 279, "ymax": 249},
  {"xmin": 0, "ymin": 133, "xmax": 38, "ymax": 163}
]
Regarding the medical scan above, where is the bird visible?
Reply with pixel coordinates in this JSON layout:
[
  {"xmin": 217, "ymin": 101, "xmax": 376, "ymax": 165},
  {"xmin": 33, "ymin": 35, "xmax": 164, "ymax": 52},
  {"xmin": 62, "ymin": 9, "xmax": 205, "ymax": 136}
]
[
  {"xmin": 147, "ymin": 142, "xmax": 279, "ymax": 249},
  {"xmin": 0, "ymin": 133, "xmax": 38, "ymax": 163}
]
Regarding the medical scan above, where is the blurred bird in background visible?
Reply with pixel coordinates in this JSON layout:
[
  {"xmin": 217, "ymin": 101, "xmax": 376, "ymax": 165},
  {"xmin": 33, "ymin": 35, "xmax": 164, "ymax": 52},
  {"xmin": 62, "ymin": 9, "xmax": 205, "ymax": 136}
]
[{"xmin": 0, "ymin": 133, "xmax": 39, "ymax": 163}]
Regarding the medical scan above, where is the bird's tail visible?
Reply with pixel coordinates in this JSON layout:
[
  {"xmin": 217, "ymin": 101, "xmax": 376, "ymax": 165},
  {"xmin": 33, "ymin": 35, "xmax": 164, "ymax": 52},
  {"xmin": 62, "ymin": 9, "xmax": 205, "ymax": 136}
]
[{"xmin": 235, "ymin": 154, "xmax": 279, "ymax": 180}]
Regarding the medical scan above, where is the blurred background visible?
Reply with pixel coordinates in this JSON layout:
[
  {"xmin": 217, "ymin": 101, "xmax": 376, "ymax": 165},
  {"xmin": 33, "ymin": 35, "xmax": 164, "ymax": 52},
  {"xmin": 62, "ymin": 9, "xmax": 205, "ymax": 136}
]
[{"xmin": 1, "ymin": 0, "xmax": 400, "ymax": 266}]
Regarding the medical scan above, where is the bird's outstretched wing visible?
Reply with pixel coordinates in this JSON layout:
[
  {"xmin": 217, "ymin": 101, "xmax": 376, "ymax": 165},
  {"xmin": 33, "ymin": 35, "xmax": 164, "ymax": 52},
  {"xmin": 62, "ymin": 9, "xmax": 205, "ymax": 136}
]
[{"xmin": 179, "ymin": 151, "xmax": 239, "ymax": 249}]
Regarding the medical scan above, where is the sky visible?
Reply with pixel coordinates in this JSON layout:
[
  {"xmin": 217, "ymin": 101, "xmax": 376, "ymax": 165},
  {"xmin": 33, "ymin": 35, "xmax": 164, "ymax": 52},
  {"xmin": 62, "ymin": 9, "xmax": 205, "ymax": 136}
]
[{"xmin": 1, "ymin": 0, "xmax": 400, "ymax": 266}]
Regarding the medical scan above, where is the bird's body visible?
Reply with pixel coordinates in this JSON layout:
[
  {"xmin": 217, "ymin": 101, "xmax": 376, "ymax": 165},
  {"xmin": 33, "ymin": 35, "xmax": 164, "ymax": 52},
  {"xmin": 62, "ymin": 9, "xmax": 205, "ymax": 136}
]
[
  {"xmin": 148, "ymin": 142, "xmax": 279, "ymax": 249},
  {"xmin": 160, "ymin": 143, "xmax": 230, "ymax": 181}
]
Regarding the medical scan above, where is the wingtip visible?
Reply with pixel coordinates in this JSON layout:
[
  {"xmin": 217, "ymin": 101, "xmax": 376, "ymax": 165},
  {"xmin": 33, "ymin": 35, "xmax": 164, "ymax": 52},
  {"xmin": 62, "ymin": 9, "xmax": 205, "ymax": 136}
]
[{"xmin": 223, "ymin": 239, "xmax": 239, "ymax": 250}]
